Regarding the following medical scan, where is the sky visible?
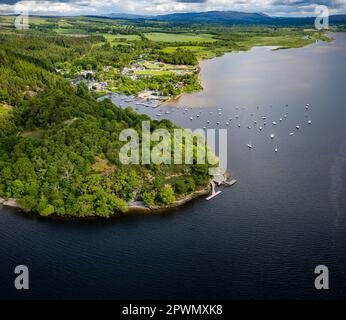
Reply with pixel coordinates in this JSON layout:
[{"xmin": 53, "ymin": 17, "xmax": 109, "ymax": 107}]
[{"xmin": 0, "ymin": 0, "xmax": 345, "ymax": 17}]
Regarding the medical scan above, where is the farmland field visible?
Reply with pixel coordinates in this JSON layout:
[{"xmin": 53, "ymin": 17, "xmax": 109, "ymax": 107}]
[
  {"xmin": 99, "ymin": 33, "xmax": 141, "ymax": 41},
  {"xmin": 144, "ymin": 32, "xmax": 217, "ymax": 43},
  {"xmin": 161, "ymin": 46, "xmax": 206, "ymax": 53},
  {"xmin": 134, "ymin": 70, "xmax": 174, "ymax": 76}
]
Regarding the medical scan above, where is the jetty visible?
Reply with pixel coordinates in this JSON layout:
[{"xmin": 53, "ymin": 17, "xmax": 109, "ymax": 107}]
[
  {"xmin": 206, "ymin": 170, "xmax": 237, "ymax": 201},
  {"xmin": 206, "ymin": 181, "xmax": 222, "ymax": 201}
]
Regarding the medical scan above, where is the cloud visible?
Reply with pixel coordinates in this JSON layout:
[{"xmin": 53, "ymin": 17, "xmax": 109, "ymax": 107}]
[
  {"xmin": 0, "ymin": 0, "xmax": 345, "ymax": 16},
  {"xmin": 176, "ymin": 0, "xmax": 207, "ymax": 3}
]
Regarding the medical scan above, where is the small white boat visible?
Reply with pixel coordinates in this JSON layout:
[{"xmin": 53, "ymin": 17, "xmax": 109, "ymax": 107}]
[
  {"xmin": 254, "ymin": 121, "xmax": 257, "ymax": 124},
  {"xmin": 197, "ymin": 114, "xmax": 200, "ymax": 118},
  {"xmin": 305, "ymin": 105, "xmax": 309, "ymax": 109},
  {"xmin": 248, "ymin": 126, "xmax": 252, "ymax": 130},
  {"xmin": 189, "ymin": 117, "xmax": 193, "ymax": 120},
  {"xmin": 290, "ymin": 132, "xmax": 294, "ymax": 136},
  {"xmin": 275, "ymin": 147, "xmax": 278, "ymax": 153},
  {"xmin": 262, "ymin": 116, "xmax": 266, "ymax": 120},
  {"xmin": 157, "ymin": 114, "xmax": 161, "ymax": 117},
  {"xmin": 203, "ymin": 126, "xmax": 206, "ymax": 130},
  {"xmin": 259, "ymin": 126, "xmax": 263, "ymax": 131},
  {"xmin": 263, "ymin": 122, "xmax": 267, "ymax": 126},
  {"xmin": 216, "ymin": 121, "xmax": 220, "ymax": 125},
  {"xmin": 308, "ymin": 120, "xmax": 312, "ymax": 125},
  {"xmin": 270, "ymin": 134, "xmax": 275, "ymax": 139},
  {"xmin": 247, "ymin": 144, "xmax": 253, "ymax": 149},
  {"xmin": 284, "ymin": 114, "xmax": 287, "ymax": 118},
  {"xmin": 237, "ymin": 124, "xmax": 241, "ymax": 128},
  {"xmin": 279, "ymin": 118, "xmax": 283, "ymax": 122},
  {"xmin": 272, "ymin": 121, "xmax": 277, "ymax": 125},
  {"xmin": 226, "ymin": 122, "xmax": 230, "ymax": 126},
  {"xmin": 296, "ymin": 125, "xmax": 300, "ymax": 130},
  {"xmin": 207, "ymin": 120, "xmax": 210, "ymax": 124},
  {"xmin": 218, "ymin": 108, "xmax": 222, "ymax": 111},
  {"xmin": 165, "ymin": 111, "xmax": 170, "ymax": 114},
  {"xmin": 218, "ymin": 112, "xmax": 222, "ymax": 116}
]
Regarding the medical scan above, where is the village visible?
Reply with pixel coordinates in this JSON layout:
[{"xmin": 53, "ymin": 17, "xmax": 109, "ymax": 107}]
[{"xmin": 59, "ymin": 59, "xmax": 198, "ymax": 100}]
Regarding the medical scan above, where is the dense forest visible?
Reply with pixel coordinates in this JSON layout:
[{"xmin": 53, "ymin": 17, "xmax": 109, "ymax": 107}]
[{"xmin": 0, "ymin": 32, "xmax": 212, "ymax": 218}]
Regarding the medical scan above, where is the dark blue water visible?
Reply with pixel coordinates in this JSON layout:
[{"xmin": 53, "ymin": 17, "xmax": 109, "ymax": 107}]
[{"xmin": 1, "ymin": 33, "xmax": 346, "ymax": 300}]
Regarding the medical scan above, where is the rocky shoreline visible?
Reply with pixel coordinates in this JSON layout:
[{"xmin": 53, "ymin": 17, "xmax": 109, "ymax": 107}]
[{"xmin": 0, "ymin": 198, "xmax": 20, "ymax": 209}]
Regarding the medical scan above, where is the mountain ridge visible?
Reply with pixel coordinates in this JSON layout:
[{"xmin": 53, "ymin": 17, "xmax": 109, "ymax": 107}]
[{"xmin": 100, "ymin": 10, "xmax": 346, "ymax": 25}]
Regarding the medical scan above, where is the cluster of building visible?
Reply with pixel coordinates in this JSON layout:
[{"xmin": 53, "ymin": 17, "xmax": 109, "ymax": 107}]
[{"xmin": 65, "ymin": 59, "xmax": 190, "ymax": 96}]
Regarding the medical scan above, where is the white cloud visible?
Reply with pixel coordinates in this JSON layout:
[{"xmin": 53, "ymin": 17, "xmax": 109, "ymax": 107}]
[{"xmin": 0, "ymin": 0, "xmax": 345, "ymax": 16}]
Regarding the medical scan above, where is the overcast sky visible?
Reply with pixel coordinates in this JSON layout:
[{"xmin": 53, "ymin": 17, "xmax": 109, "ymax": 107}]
[{"xmin": 0, "ymin": 0, "xmax": 345, "ymax": 17}]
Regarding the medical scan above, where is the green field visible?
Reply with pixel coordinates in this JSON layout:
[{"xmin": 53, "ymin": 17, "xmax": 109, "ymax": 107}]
[
  {"xmin": 29, "ymin": 17, "xmax": 52, "ymax": 25},
  {"xmin": 140, "ymin": 61, "xmax": 194, "ymax": 70},
  {"xmin": 144, "ymin": 33, "xmax": 217, "ymax": 43},
  {"xmin": 134, "ymin": 70, "xmax": 174, "ymax": 76},
  {"xmin": 161, "ymin": 45, "xmax": 217, "ymax": 60},
  {"xmin": 99, "ymin": 33, "xmax": 141, "ymax": 41},
  {"xmin": 58, "ymin": 20, "xmax": 74, "ymax": 27},
  {"xmin": 53, "ymin": 28, "xmax": 88, "ymax": 35},
  {"xmin": 161, "ymin": 46, "xmax": 206, "ymax": 53}
]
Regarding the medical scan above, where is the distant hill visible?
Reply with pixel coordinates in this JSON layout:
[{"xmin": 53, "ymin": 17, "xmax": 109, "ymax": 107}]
[
  {"xmin": 103, "ymin": 10, "xmax": 346, "ymax": 26},
  {"xmin": 154, "ymin": 11, "xmax": 272, "ymax": 24},
  {"xmin": 101, "ymin": 13, "xmax": 151, "ymax": 20}
]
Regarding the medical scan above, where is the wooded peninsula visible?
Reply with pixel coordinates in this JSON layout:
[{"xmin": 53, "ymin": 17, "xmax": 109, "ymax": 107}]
[{"xmin": 0, "ymin": 15, "xmax": 335, "ymax": 217}]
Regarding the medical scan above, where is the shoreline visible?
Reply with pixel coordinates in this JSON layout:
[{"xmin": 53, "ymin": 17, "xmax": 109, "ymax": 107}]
[
  {"xmin": 0, "ymin": 183, "xmax": 213, "ymax": 218},
  {"xmin": 0, "ymin": 198, "xmax": 20, "ymax": 209},
  {"xmin": 0, "ymin": 170, "xmax": 236, "ymax": 219}
]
